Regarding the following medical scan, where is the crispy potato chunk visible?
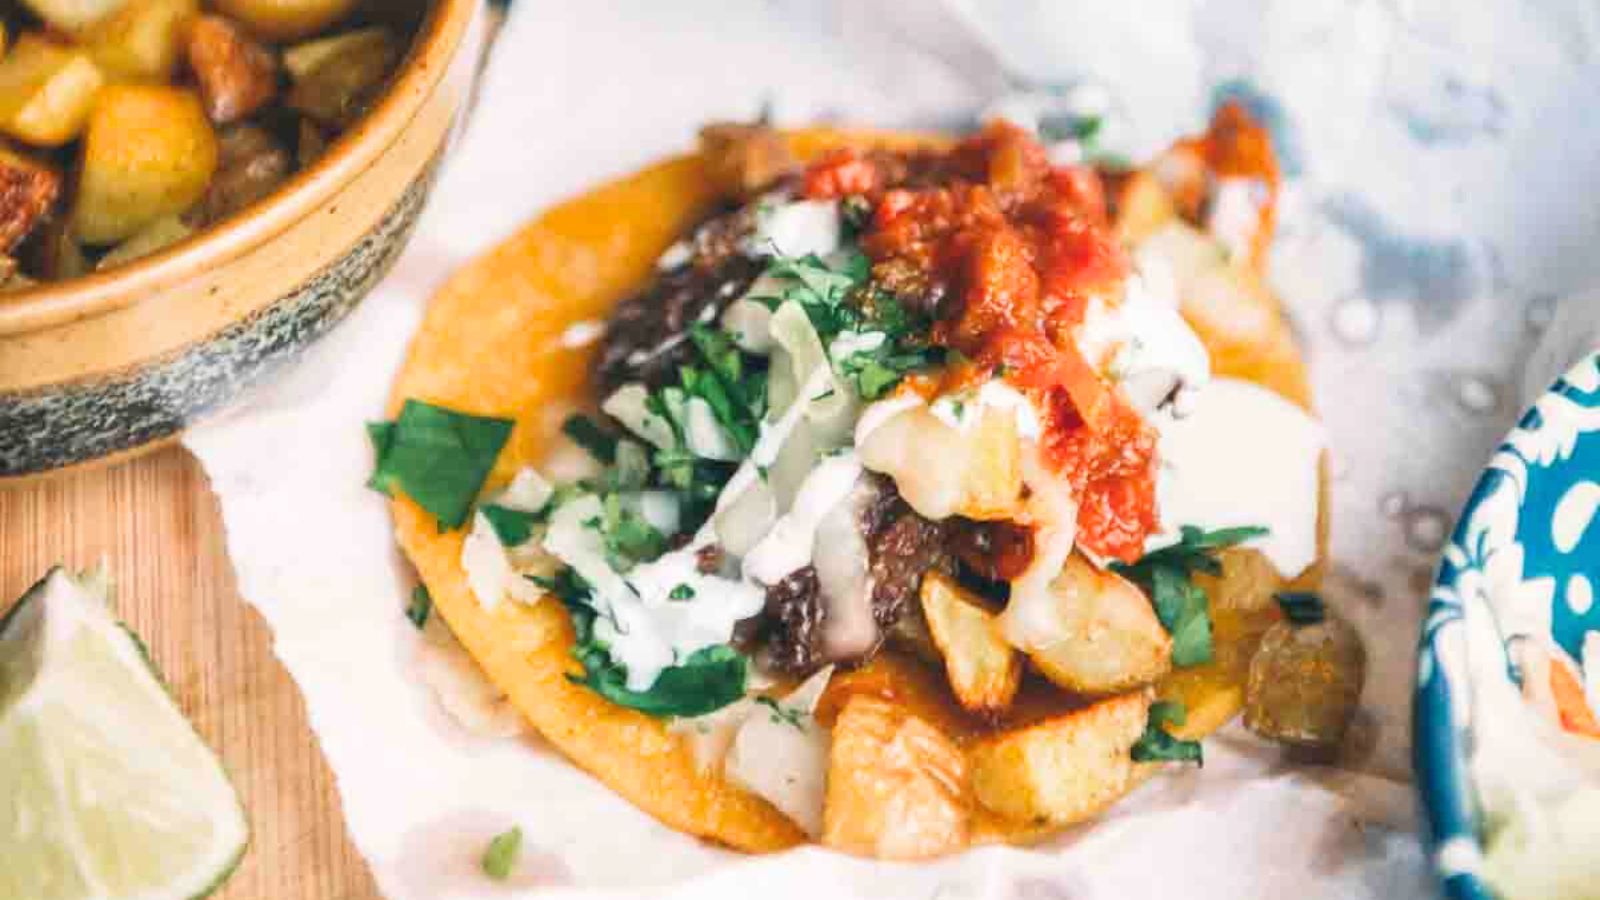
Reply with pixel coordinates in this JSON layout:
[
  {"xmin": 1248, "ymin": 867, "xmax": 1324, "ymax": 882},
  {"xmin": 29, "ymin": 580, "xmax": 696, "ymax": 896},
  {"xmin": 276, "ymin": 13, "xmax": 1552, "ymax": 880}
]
[
  {"xmin": 188, "ymin": 14, "xmax": 278, "ymax": 124},
  {"xmin": 1245, "ymin": 610, "xmax": 1365, "ymax": 750},
  {"xmin": 1154, "ymin": 548, "xmax": 1285, "ymax": 738},
  {"xmin": 822, "ymin": 695, "xmax": 971, "ymax": 859},
  {"xmin": 1025, "ymin": 554, "xmax": 1172, "ymax": 694},
  {"xmin": 859, "ymin": 403, "xmax": 1024, "ymax": 522},
  {"xmin": 699, "ymin": 122, "xmax": 795, "ymax": 202},
  {"xmin": 969, "ymin": 689, "xmax": 1151, "ymax": 825},
  {"xmin": 284, "ymin": 27, "xmax": 397, "ymax": 128},
  {"xmin": 212, "ymin": 0, "xmax": 357, "ymax": 42},
  {"xmin": 83, "ymin": 0, "xmax": 199, "ymax": 82},
  {"xmin": 0, "ymin": 35, "xmax": 107, "ymax": 148},
  {"xmin": 919, "ymin": 572, "xmax": 1020, "ymax": 715},
  {"xmin": 0, "ymin": 147, "xmax": 61, "ymax": 252},
  {"xmin": 73, "ymin": 85, "xmax": 218, "ymax": 244},
  {"xmin": 19, "ymin": 0, "xmax": 129, "ymax": 34}
]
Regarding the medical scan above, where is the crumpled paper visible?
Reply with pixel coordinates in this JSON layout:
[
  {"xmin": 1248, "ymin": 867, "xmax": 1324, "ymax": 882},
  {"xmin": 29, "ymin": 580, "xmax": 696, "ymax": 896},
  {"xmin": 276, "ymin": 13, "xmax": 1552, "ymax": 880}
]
[{"xmin": 184, "ymin": 0, "xmax": 1600, "ymax": 895}]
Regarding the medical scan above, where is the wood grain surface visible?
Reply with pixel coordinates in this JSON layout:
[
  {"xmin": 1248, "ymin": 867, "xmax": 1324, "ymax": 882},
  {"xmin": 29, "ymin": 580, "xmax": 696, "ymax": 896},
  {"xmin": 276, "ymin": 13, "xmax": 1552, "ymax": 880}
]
[{"xmin": 0, "ymin": 447, "xmax": 380, "ymax": 900}]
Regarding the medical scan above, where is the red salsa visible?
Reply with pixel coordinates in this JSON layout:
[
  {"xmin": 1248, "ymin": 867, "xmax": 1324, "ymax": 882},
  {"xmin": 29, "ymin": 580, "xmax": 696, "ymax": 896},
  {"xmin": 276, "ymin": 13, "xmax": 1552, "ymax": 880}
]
[{"xmin": 802, "ymin": 121, "xmax": 1158, "ymax": 562}]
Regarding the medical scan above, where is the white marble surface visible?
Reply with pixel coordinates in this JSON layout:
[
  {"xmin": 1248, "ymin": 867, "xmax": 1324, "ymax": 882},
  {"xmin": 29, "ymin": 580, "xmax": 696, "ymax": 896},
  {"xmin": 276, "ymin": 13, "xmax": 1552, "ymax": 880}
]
[{"xmin": 185, "ymin": 0, "xmax": 1600, "ymax": 895}]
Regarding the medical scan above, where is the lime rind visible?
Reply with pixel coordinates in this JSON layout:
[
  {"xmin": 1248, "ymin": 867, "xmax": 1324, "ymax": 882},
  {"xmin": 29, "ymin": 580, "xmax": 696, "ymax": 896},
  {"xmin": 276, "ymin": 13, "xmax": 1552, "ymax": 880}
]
[{"xmin": 0, "ymin": 569, "xmax": 250, "ymax": 900}]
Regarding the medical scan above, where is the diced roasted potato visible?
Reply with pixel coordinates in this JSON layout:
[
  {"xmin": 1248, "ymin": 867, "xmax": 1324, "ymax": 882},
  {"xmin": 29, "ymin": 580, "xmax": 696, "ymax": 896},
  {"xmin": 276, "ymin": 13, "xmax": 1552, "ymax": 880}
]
[
  {"xmin": 699, "ymin": 122, "xmax": 794, "ymax": 202},
  {"xmin": 187, "ymin": 14, "xmax": 277, "ymax": 124},
  {"xmin": 19, "ymin": 0, "xmax": 131, "ymax": 34},
  {"xmin": 72, "ymin": 85, "xmax": 217, "ymax": 244},
  {"xmin": 969, "ymin": 689, "xmax": 1151, "ymax": 825},
  {"xmin": 284, "ymin": 27, "xmax": 397, "ymax": 128},
  {"xmin": 0, "ymin": 34, "xmax": 107, "ymax": 147},
  {"xmin": 1155, "ymin": 548, "xmax": 1284, "ymax": 739},
  {"xmin": 858, "ymin": 403, "xmax": 1024, "ymax": 522},
  {"xmin": 96, "ymin": 214, "xmax": 191, "ymax": 269},
  {"xmin": 188, "ymin": 123, "xmax": 290, "ymax": 226},
  {"xmin": 822, "ymin": 695, "xmax": 970, "ymax": 859},
  {"xmin": 919, "ymin": 572, "xmax": 1020, "ymax": 715},
  {"xmin": 1025, "ymin": 554, "xmax": 1172, "ymax": 695},
  {"xmin": 211, "ymin": 0, "xmax": 357, "ymax": 42},
  {"xmin": 0, "ymin": 146, "xmax": 61, "ymax": 252},
  {"xmin": 82, "ymin": 0, "xmax": 198, "ymax": 82},
  {"xmin": 1244, "ymin": 606, "xmax": 1365, "ymax": 750}
]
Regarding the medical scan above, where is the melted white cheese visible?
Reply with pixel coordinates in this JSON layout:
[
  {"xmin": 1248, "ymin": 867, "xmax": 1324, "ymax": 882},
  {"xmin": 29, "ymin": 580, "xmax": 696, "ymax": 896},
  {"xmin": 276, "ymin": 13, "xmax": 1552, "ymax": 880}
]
[
  {"xmin": 542, "ymin": 495, "xmax": 765, "ymax": 691},
  {"xmin": 1077, "ymin": 258, "xmax": 1211, "ymax": 415},
  {"xmin": 750, "ymin": 199, "xmax": 841, "ymax": 258},
  {"xmin": 1150, "ymin": 377, "xmax": 1324, "ymax": 579},
  {"xmin": 724, "ymin": 667, "xmax": 835, "ymax": 838},
  {"xmin": 743, "ymin": 453, "xmax": 864, "ymax": 586}
]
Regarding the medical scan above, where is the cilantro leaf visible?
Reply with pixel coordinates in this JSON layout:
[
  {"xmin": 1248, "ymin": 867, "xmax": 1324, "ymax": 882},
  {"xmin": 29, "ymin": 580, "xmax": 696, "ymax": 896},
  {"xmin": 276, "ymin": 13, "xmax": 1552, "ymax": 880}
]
[
  {"xmin": 1275, "ymin": 591, "xmax": 1326, "ymax": 625},
  {"xmin": 586, "ymin": 494, "xmax": 666, "ymax": 571},
  {"xmin": 562, "ymin": 414, "xmax": 618, "ymax": 464},
  {"xmin": 367, "ymin": 400, "xmax": 513, "ymax": 530},
  {"xmin": 405, "ymin": 585, "xmax": 431, "ymax": 629},
  {"xmin": 1113, "ymin": 525, "xmax": 1268, "ymax": 669},
  {"xmin": 482, "ymin": 503, "xmax": 539, "ymax": 546},
  {"xmin": 1131, "ymin": 700, "xmax": 1203, "ymax": 765},
  {"xmin": 569, "ymin": 642, "xmax": 748, "ymax": 718},
  {"xmin": 481, "ymin": 826, "xmax": 522, "ymax": 881}
]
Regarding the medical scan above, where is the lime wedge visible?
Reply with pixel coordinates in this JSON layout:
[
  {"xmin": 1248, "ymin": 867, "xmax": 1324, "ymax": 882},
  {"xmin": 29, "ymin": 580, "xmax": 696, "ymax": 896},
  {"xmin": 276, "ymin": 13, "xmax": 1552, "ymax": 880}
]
[{"xmin": 0, "ymin": 568, "xmax": 248, "ymax": 900}]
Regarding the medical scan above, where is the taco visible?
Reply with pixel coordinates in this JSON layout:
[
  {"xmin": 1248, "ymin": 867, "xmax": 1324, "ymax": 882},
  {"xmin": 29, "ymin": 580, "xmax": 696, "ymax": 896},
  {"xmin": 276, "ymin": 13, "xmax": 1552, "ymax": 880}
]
[{"xmin": 374, "ymin": 106, "xmax": 1327, "ymax": 857}]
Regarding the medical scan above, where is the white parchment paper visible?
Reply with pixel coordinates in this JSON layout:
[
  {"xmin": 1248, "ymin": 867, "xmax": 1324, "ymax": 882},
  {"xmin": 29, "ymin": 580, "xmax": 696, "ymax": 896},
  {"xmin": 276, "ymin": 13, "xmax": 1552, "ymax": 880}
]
[{"xmin": 185, "ymin": 1, "xmax": 1600, "ymax": 895}]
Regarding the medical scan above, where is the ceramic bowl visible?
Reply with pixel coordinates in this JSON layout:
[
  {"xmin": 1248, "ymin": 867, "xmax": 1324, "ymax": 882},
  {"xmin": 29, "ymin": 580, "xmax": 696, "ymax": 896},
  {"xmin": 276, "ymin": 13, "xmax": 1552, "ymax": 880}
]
[
  {"xmin": 0, "ymin": 0, "xmax": 482, "ymax": 481},
  {"xmin": 1415, "ymin": 350, "xmax": 1600, "ymax": 898}
]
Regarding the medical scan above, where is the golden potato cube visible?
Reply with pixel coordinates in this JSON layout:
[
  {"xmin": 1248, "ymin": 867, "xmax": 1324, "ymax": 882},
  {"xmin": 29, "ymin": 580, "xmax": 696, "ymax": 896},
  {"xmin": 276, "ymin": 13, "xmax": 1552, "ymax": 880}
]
[
  {"xmin": 1244, "ymin": 611, "xmax": 1365, "ymax": 750},
  {"xmin": 19, "ymin": 0, "xmax": 130, "ymax": 34},
  {"xmin": 822, "ymin": 695, "xmax": 971, "ymax": 859},
  {"xmin": 0, "ymin": 35, "xmax": 107, "ymax": 147},
  {"xmin": 919, "ymin": 572, "xmax": 1020, "ymax": 715},
  {"xmin": 211, "ymin": 0, "xmax": 357, "ymax": 42},
  {"xmin": 83, "ymin": 0, "xmax": 198, "ymax": 82},
  {"xmin": 72, "ymin": 85, "xmax": 218, "ymax": 244},
  {"xmin": 969, "ymin": 689, "xmax": 1151, "ymax": 825},
  {"xmin": 1156, "ymin": 548, "xmax": 1285, "ymax": 739},
  {"xmin": 0, "ymin": 146, "xmax": 61, "ymax": 252},
  {"xmin": 188, "ymin": 14, "xmax": 278, "ymax": 124},
  {"xmin": 1026, "ymin": 554, "xmax": 1172, "ymax": 695},
  {"xmin": 699, "ymin": 122, "xmax": 794, "ymax": 201}
]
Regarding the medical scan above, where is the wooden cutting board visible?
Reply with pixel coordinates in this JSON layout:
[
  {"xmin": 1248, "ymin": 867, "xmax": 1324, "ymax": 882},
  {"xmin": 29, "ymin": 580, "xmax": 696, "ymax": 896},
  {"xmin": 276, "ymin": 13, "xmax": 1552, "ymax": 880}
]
[{"xmin": 0, "ymin": 446, "xmax": 380, "ymax": 900}]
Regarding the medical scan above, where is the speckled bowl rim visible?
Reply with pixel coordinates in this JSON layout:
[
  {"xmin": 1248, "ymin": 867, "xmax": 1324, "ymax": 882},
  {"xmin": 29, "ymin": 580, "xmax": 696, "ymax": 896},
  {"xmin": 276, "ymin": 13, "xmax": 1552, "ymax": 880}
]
[
  {"xmin": 1414, "ymin": 350, "xmax": 1600, "ymax": 900},
  {"xmin": 0, "ymin": 0, "xmax": 476, "ymax": 337}
]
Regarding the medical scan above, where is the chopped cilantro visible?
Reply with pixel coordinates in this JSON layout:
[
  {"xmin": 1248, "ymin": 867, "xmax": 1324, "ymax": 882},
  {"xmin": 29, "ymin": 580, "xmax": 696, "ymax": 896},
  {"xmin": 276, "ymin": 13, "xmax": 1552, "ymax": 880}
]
[
  {"xmin": 562, "ymin": 414, "xmax": 618, "ymax": 463},
  {"xmin": 481, "ymin": 826, "xmax": 522, "ymax": 881},
  {"xmin": 755, "ymin": 696, "xmax": 806, "ymax": 730},
  {"xmin": 570, "ymin": 641, "xmax": 748, "ymax": 718},
  {"xmin": 405, "ymin": 585, "xmax": 431, "ymax": 629},
  {"xmin": 1114, "ymin": 526, "xmax": 1268, "ymax": 668},
  {"xmin": 367, "ymin": 400, "xmax": 513, "ymax": 530},
  {"xmin": 481, "ymin": 503, "xmax": 539, "ymax": 546},
  {"xmin": 668, "ymin": 583, "xmax": 696, "ymax": 601},
  {"xmin": 1275, "ymin": 591, "xmax": 1326, "ymax": 625},
  {"xmin": 1131, "ymin": 700, "xmax": 1203, "ymax": 765},
  {"xmin": 585, "ymin": 494, "xmax": 667, "ymax": 572}
]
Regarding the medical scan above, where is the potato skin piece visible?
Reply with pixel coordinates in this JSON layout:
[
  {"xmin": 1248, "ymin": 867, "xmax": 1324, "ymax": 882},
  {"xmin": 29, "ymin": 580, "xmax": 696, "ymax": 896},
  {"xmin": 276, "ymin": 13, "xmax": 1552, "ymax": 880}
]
[
  {"xmin": 822, "ymin": 695, "xmax": 971, "ymax": 859},
  {"xmin": 0, "ymin": 147, "xmax": 60, "ymax": 252},
  {"xmin": 83, "ymin": 0, "xmax": 200, "ymax": 82},
  {"xmin": 188, "ymin": 14, "xmax": 278, "ymax": 125},
  {"xmin": 72, "ymin": 85, "xmax": 218, "ymax": 244},
  {"xmin": 969, "ymin": 689, "xmax": 1152, "ymax": 825}
]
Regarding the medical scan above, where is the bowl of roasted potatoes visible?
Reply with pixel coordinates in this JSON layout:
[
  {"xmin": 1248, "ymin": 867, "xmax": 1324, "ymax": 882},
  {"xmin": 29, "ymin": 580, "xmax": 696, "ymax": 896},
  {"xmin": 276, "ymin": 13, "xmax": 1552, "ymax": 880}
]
[{"xmin": 0, "ymin": 0, "xmax": 481, "ymax": 479}]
